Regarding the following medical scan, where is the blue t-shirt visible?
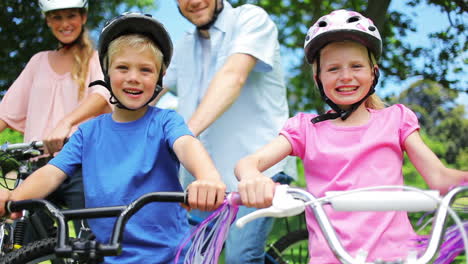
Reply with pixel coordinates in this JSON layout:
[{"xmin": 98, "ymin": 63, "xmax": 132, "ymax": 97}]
[{"xmin": 50, "ymin": 106, "xmax": 191, "ymax": 263}]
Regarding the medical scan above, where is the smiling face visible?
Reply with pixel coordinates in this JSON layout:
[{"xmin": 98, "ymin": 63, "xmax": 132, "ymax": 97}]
[
  {"xmin": 177, "ymin": 0, "xmax": 218, "ymax": 27},
  {"xmin": 107, "ymin": 36, "xmax": 163, "ymax": 119},
  {"xmin": 46, "ymin": 8, "xmax": 86, "ymax": 44},
  {"xmin": 317, "ymin": 41, "xmax": 376, "ymax": 110}
]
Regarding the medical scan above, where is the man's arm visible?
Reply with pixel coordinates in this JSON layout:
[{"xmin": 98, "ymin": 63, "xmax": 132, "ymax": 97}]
[
  {"xmin": 44, "ymin": 93, "xmax": 111, "ymax": 154},
  {"xmin": 187, "ymin": 53, "xmax": 257, "ymax": 136}
]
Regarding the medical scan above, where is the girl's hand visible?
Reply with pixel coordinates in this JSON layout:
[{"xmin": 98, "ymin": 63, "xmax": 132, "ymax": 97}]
[
  {"xmin": 187, "ymin": 178, "xmax": 226, "ymax": 212},
  {"xmin": 238, "ymin": 173, "xmax": 275, "ymax": 209}
]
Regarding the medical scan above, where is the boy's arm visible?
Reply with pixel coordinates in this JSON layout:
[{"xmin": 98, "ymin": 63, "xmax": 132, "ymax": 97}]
[
  {"xmin": 173, "ymin": 135, "xmax": 226, "ymax": 211},
  {"xmin": 0, "ymin": 164, "xmax": 67, "ymax": 218},
  {"xmin": 44, "ymin": 93, "xmax": 111, "ymax": 154},
  {"xmin": 187, "ymin": 53, "xmax": 257, "ymax": 136},
  {"xmin": 404, "ymin": 131, "xmax": 467, "ymax": 194},
  {"xmin": 235, "ymin": 135, "xmax": 292, "ymax": 208}
]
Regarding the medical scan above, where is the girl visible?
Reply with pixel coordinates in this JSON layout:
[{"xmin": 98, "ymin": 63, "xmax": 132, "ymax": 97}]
[
  {"xmin": 235, "ymin": 9, "xmax": 468, "ymax": 263},
  {"xmin": 0, "ymin": 0, "xmax": 111, "ymax": 240}
]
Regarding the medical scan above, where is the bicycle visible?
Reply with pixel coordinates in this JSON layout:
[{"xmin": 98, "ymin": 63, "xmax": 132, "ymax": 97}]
[
  {"xmin": 0, "ymin": 141, "xmax": 49, "ymax": 256},
  {"xmin": 237, "ymin": 184, "xmax": 468, "ymax": 264},
  {"xmin": 1, "ymin": 189, "xmax": 309, "ymax": 264},
  {"xmin": 0, "ymin": 141, "xmax": 88, "ymax": 264}
]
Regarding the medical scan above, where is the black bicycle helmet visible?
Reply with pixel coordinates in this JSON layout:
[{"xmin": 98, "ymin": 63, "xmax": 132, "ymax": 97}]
[
  {"xmin": 90, "ymin": 12, "xmax": 173, "ymax": 110},
  {"xmin": 303, "ymin": 9, "xmax": 382, "ymax": 123}
]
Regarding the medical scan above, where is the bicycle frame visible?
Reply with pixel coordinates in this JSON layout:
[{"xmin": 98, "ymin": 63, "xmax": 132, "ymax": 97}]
[
  {"xmin": 6, "ymin": 192, "xmax": 186, "ymax": 261},
  {"xmin": 237, "ymin": 185, "xmax": 468, "ymax": 264}
]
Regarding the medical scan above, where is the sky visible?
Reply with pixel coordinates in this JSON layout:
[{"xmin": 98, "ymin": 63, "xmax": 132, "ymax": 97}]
[{"xmin": 145, "ymin": 1, "xmax": 466, "ymax": 109}]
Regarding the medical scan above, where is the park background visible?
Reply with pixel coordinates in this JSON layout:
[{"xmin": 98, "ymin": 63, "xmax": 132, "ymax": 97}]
[{"xmin": 0, "ymin": 0, "xmax": 466, "ymax": 262}]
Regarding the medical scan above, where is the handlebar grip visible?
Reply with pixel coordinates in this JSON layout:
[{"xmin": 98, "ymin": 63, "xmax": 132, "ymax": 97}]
[{"xmin": 326, "ymin": 190, "xmax": 440, "ymax": 212}]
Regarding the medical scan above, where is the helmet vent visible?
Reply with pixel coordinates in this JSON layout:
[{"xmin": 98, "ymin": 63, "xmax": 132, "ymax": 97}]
[
  {"xmin": 318, "ymin": 21, "xmax": 327, "ymax": 27},
  {"xmin": 347, "ymin": 16, "xmax": 360, "ymax": 23},
  {"xmin": 368, "ymin": 26, "xmax": 376, "ymax": 31}
]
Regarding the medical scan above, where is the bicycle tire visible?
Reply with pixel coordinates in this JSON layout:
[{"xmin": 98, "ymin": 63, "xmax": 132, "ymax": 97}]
[
  {"xmin": 1, "ymin": 237, "xmax": 78, "ymax": 264},
  {"xmin": 265, "ymin": 229, "xmax": 309, "ymax": 264}
]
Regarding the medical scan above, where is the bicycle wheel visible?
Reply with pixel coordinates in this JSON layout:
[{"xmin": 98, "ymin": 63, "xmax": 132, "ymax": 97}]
[
  {"xmin": 265, "ymin": 229, "xmax": 309, "ymax": 264},
  {"xmin": 1, "ymin": 237, "xmax": 78, "ymax": 264}
]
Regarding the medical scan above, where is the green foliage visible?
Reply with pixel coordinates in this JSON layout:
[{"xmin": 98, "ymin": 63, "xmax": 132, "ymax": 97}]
[
  {"xmin": 230, "ymin": 0, "xmax": 466, "ymax": 116},
  {"xmin": 0, "ymin": 128, "xmax": 23, "ymax": 145},
  {"xmin": 389, "ymin": 79, "xmax": 468, "ymax": 164},
  {"xmin": 0, "ymin": 0, "xmax": 156, "ymax": 95}
]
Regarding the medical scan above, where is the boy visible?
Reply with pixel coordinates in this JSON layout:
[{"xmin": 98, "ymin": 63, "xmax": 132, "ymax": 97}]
[{"xmin": 0, "ymin": 12, "xmax": 226, "ymax": 263}]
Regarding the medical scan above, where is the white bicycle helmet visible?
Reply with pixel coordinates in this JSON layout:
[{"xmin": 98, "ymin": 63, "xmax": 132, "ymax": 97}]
[
  {"xmin": 304, "ymin": 9, "xmax": 382, "ymax": 64},
  {"xmin": 38, "ymin": 0, "xmax": 88, "ymax": 13}
]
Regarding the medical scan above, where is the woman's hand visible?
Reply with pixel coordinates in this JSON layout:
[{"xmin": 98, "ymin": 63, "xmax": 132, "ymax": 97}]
[{"xmin": 43, "ymin": 119, "xmax": 71, "ymax": 154}]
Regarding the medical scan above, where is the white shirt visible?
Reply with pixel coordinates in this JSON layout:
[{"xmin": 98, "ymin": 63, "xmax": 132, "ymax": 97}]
[{"xmin": 165, "ymin": 1, "xmax": 295, "ymax": 191}]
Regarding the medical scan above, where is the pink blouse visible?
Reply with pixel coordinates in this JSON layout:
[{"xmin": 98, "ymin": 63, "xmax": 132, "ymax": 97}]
[
  {"xmin": 0, "ymin": 51, "xmax": 110, "ymax": 142},
  {"xmin": 281, "ymin": 104, "xmax": 420, "ymax": 263}
]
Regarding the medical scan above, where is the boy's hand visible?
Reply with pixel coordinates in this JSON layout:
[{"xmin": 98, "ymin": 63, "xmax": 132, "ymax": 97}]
[
  {"xmin": 238, "ymin": 173, "xmax": 275, "ymax": 208},
  {"xmin": 187, "ymin": 179, "xmax": 226, "ymax": 211},
  {"xmin": 0, "ymin": 189, "xmax": 22, "ymax": 220}
]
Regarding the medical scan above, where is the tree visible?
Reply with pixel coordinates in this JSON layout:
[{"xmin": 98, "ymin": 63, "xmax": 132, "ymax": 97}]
[
  {"xmin": 390, "ymin": 79, "xmax": 468, "ymax": 164},
  {"xmin": 230, "ymin": 0, "xmax": 466, "ymax": 114},
  {"xmin": 0, "ymin": 0, "xmax": 155, "ymax": 95}
]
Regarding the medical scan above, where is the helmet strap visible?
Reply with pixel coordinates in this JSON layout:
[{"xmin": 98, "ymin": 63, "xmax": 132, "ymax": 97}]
[
  {"xmin": 89, "ymin": 67, "xmax": 165, "ymax": 111},
  {"xmin": 311, "ymin": 49, "xmax": 380, "ymax": 124}
]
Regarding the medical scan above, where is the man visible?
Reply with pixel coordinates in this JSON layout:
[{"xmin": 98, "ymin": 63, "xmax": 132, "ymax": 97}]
[{"xmin": 164, "ymin": 0, "xmax": 295, "ymax": 263}]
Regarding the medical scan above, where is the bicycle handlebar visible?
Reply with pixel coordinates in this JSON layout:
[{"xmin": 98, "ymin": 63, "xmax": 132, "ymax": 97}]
[
  {"xmin": 0, "ymin": 141, "xmax": 44, "ymax": 152},
  {"xmin": 236, "ymin": 185, "xmax": 468, "ymax": 264},
  {"xmin": 6, "ymin": 191, "xmax": 186, "ymax": 257}
]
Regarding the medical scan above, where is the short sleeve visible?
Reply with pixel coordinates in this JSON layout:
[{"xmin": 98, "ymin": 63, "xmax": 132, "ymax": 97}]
[
  {"xmin": 0, "ymin": 53, "xmax": 41, "ymax": 132},
  {"xmin": 279, "ymin": 113, "xmax": 309, "ymax": 159},
  {"xmin": 230, "ymin": 5, "xmax": 278, "ymax": 72},
  {"xmin": 49, "ymin": 128, "xmax": 84, "ymax": 177},
  {"xmin": 161, "ymin": 110, "xmax": 193, "ymax": 148},
  {"xmin": 398, "ymin": 104, "xmax": 420, "ymax": 146}
]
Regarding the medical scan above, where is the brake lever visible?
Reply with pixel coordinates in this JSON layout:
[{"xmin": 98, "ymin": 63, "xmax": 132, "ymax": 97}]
[{"xmin": 236, "ymin": 185, "xmax": 305, "ymax": 228}]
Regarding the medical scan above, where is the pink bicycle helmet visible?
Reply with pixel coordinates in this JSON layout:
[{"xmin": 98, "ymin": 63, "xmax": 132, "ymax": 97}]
[{"xmin": 304, "ymin": 9, "xmax": 382, "ymax": 64}]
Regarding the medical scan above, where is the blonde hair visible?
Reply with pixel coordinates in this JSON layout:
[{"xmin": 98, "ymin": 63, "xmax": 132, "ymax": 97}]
[
  {"xmin": 312, "ymin": 41, "xmax": 385, "ymax": 110},
  {"xmin": 47, "ymin": 8, "xmax": 94, "ymax": 101},
  {"xmin": 105, "ymin": 34, "xmax": 165, "ymax": 73}
]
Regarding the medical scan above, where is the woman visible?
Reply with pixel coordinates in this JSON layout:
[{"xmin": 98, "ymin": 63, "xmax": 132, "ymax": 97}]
[{"xmin": 0, "ymin": 0, "xmax": 111, "ymax": 240}]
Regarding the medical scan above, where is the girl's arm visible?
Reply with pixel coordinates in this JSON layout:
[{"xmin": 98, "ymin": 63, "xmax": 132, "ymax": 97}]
[
  {"xmin": 173, "ymin": 135, "xmax": 226, "ymax": 211},
  {"xmin": 235, "ymin": 135, "xmax": 293, "ymax": 208},
  {"xmin": 0, "ymin": 164, "xmax": 67, "ymax": 218},
  {"xmin": 404, "ymin": 131, "xmax": 467, "ymax": 194},
  {"xmin": 44, "ymin": 93, "xmax": 111, "ymax": 154}
]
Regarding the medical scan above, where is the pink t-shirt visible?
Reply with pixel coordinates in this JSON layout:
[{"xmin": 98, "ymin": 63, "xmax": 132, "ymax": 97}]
[
  {"xmin": 280, "ymin": 104, "xmax": 420, "ymax": 263},
  {"xmin": 0, "ymin": 51, "xmax": 110, "ymax": 142}
]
